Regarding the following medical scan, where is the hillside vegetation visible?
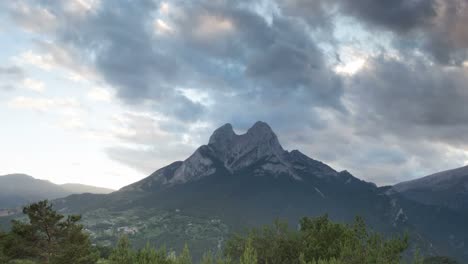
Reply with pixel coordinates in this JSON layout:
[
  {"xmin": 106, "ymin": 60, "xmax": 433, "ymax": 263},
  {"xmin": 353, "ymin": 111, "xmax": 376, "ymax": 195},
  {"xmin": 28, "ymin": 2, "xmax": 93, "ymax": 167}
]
[{"xmin": 1, "ymin": 201, "xmax": 457, "ymax": 264}]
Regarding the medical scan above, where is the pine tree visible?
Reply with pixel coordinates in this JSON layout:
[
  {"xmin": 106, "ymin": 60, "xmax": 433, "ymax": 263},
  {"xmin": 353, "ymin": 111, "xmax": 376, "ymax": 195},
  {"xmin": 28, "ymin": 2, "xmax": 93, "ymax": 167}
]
[
  {"xmin": 135, "ymin": 243, "xmax": 174, "ymax": 264},
  {"xmin": 176, "ymin": 244, "xmax": 192, "ymax": 264},
  {"xmin": 240, "ymin": 238, "xmax": 257, "ymax": 264},
  {"xmin": 109, "ymin": 236, "xmax": 135, "ymax": 264},
  {"xmin": 3, "ymin": 200, "xmax": 98, "ymax": 263}
]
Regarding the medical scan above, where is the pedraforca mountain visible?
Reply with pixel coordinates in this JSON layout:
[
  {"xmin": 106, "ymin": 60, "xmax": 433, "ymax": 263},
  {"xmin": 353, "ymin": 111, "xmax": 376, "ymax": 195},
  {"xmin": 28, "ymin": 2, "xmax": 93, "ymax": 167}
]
[{"xmin": 121, "ymin": 121, "xmax": 360, "ymax": 192}]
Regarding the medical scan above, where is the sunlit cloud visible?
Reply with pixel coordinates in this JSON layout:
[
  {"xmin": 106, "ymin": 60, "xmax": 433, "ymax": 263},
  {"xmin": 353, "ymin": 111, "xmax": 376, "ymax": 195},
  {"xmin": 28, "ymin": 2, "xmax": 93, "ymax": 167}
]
[
  {"xmin": 87, "ymin": 87, "xmax": 113, "ymax": 102},
  {"xmin": 159, "ymin": 2, "xmax": 170, "ymax": 15},
  {"xmin": 22, "ymin": 78, "xmax": 45, "ymax": 93},
  {"xmin": 194, "ymin": 15, "xmax": 234, "ymax": 39},
  {"xmin": 9, "ymin": 1, "xmax": 57, "ymax": 33},
  {"xmin": 177, "ymin": 88, "xmax": 213, "ymax": 106},
  {"xmin": 154, "ymin": 19, "xmax": 174, "ymax": 34},
  {"xmin": 15, "ymin": 50, "xmax": 56, "ymax": 71},
  {"xmin": 64, "ymin": 0, "xmax": 100, "ymax": 15},
  {"xmin": 335, "ymin": 58, "xmax": 366, "ymax": 75}
]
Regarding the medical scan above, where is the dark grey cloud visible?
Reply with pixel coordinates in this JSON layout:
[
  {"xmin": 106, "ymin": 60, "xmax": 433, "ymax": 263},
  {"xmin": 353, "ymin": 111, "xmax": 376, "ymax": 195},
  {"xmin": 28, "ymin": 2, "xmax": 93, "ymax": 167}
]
[
  {"xmin": 279, "ymin": 0, "xmax": 335, "ymax": 29},
  {"xmin": 350, "ymin": 55, "xmax": 468, "ymax": 139},
  {"xmin": 338, "ymin": 0, "xmax": 437, "ymax": 33},
  {"xmin": 423, "ymin": 0, "xmax": 468, "ymax": 65},
  {"xmin": 334, "ymin": 0, "xmax": 468, "ymax": 65},
  {"xmin": 284, "ymin": 0, "xmax": 468, "ymax": 65},
  {"xmin": 56, "ymin": 0, "xmax": 180, "ymax": 100}
]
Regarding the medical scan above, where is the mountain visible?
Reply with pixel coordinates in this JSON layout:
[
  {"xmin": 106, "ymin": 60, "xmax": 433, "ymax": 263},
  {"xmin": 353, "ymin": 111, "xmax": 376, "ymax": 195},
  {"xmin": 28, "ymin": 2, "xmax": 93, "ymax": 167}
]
[
  {"xmin": 116, "ymin": 122, "xmax": 389, "ymax": 227},
  {"xmin": 37, "ymin": 122, "xmax": 468, "ymax": 260},
  {"xmin": 391, "ymin": 165, "xmax": 468, "ymax": 212},
  {"xmin": 387, "ymin": 166, "xmax": 468, "ymax": 261},
  {"xmin": 0, "ymin": 174, "xmax": 114, "ymax": 209},
  {"xmin": 60, "ymin": 183, "xmax": 114, "ymax": 195}
]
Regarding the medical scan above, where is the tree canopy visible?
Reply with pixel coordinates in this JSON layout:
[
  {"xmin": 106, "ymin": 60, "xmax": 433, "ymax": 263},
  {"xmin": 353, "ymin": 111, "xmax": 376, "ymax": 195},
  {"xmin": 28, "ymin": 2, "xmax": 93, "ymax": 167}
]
[
  {"xmin": 0, "ymin": 200, "xmax": 98, "ymax": 263},
  {"xmin": 224, "ymin": 215, "xmax": 410, "ymax": 264}
]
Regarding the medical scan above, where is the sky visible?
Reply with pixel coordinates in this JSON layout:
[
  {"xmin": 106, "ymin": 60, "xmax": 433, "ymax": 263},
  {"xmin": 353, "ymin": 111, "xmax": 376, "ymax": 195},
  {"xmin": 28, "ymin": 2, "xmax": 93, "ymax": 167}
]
[{"xmin": 1, "ymin": 0, "xmax": 468, "ymax": 189}]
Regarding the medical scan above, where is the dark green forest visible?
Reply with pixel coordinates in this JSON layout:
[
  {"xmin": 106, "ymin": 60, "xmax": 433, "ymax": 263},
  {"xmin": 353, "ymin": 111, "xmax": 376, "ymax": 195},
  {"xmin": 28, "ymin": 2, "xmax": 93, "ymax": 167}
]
[{"xmin": 0, "ymin": 201, "xmax": 457, "ymax": 264}]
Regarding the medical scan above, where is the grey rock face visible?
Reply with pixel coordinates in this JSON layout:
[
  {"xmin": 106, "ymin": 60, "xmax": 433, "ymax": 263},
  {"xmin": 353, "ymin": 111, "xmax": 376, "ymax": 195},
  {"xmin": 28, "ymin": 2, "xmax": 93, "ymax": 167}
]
[{"xmin": 208, "ymin": 121, "xmax": 287, "ymax": 173}]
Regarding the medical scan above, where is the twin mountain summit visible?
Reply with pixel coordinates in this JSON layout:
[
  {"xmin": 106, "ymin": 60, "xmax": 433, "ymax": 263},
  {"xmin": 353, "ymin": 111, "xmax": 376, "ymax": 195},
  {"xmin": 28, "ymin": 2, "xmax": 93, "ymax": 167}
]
[{"xmin": 2, "ymin": 121, "xmax": 468, "ymax": 260}]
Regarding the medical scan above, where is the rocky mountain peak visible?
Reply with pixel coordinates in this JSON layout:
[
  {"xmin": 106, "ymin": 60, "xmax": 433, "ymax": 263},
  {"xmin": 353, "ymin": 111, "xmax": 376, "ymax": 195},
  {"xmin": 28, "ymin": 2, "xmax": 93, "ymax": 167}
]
[
  {"xmin": 208, "ymin": 123, "xmax": 236, "ymax": 146},
  {"xmin": 123, "ymin": 121, "xmax": 364, "ymax": 190},
  {"xmin": 246, "ymin": 121, "xmax": 275, "ymax": 137},
  {"xmin": 208, "ymin": 121, "xmax": 285, "ymax": 168}
]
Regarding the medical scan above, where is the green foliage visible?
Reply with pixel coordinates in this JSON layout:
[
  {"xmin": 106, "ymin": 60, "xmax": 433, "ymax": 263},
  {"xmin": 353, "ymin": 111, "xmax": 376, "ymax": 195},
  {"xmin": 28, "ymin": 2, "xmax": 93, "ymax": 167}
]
[
  {"xmin": 7, "ymin": 260, "xmax": 38, "ymax": 264},
  {"xmin": 96, "ymin": 245, "xmax": 113, "ymax": 259},
  {"xmin": 136, "ymin": 243, "xmax": 173, "ymax": 264},
  {"xmin": 0, "ymin": 208, "xmax": 444, "ymax": 264},
  {"xmin": 177, "ymin": 244, "xmax": 192, "ymax": 264},
  {"xmin": 423, "ymin": 256, "xmax": 459, "ymax": 264},
  {"xmin": 239, "ymin": 238, "xmax": 257, "ymax": 264},
  {"xmin": 225, "ymin": 220, "xmax": 300, "ymax": 264},
  {"xmin": 0, "ymin": 229, "xmax": 7, "ymax": 263},
  {"xmin": 108, "ymin": 237, "xmax": 194, "ymax": 264},
  {"xmin": 109, "ymin": 236, "xmax": 135, "ymax": 264},
  {"xmin": 201, "ymin": 251, "xmax": 214, "ymax": 264},
  {"xmin": 224, "ymin": 215, "xmax": 409, "ymax": 264},
  {"xmin": 2, "ymin": 200, "xmax": 98, "ymax": 264}
]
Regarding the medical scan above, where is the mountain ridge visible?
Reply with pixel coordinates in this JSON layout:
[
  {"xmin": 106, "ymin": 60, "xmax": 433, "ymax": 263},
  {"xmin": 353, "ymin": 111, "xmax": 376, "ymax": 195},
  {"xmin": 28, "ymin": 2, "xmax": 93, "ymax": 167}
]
[
  {"xmin": 390, "ymin": 165, "xmax": 468, "ymax": 211},
  {"xmin": 0, "ymin": 174, "xmax": 114, "ymax": 209}
]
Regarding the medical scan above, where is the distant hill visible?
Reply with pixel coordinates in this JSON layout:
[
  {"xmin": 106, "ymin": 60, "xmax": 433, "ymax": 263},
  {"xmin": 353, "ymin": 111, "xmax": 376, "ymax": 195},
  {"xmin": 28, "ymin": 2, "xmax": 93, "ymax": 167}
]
[
  {"xmin": 391, "ymin": 165, "xmax": 468, "ymax": 212},
  {"xmin": 60, "ymin": 183, "xmax": 114, "ymax": 195},
  {"xmin": 0, "ymin": 174, "xmax": 114, "ymax": 209}
]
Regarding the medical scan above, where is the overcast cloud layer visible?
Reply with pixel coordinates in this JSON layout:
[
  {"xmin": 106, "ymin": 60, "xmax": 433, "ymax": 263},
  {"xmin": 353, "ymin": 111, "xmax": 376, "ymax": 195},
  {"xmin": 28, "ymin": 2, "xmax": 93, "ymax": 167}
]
[{"xmin": 1, "ymin": 0, "xmax": 468, "ymax": 187}]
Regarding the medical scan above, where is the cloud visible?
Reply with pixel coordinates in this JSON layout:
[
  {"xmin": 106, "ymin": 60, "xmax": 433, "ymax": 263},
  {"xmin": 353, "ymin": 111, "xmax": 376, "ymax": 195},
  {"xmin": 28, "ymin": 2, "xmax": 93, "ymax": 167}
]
[
  {"xmin": 333, "ymin": 0, "xmax": 468, "ymax": 65},
  {"xmin": 87, "ymin": 87, "xmax": 112, "ymax": 102},
  {"xmin": 104, "ymin": 112, "xmax": 206, "ymax": 173},
  {"xmin": 7, "ymin": 96, "xmax": 81, "ymax": 112},
  {"xmin": 14, "ymin": 43, "xmax": 97, "ymax": 82},
  {"xmin": 349, "ymin": 55, "xmax": 468, "ymax": 143},
  {"xmin": 7, "ymin": 1, "xmax": 58, "ymax": 33},
  {"xmin": 0, "ymin": 66, "xmax": 24, "ymax": 77},
  {"xmin": 7, "ymin": 0, "xmax": 344, "ymax": 119},
  {"xmin": 15, "ymin": 50, "xmax": 56, "ymax": 71},
  {"xmin": 0, "ymin": 66, "xmax": 25, "ymax": 91},
  {"xmin": 337, "ymin": 0, "xmax": 437, "ymax": 33},
  {"xmin": 6, "ymin": 96, "xmax": 89, "ymax": 133},
  {"xmin": 4, "ymin": 0, "xmax": 468, "ymax": 185},
  {"xmin": 22, "ymin": 78, "xmax": 45, "ymax": 92}
]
